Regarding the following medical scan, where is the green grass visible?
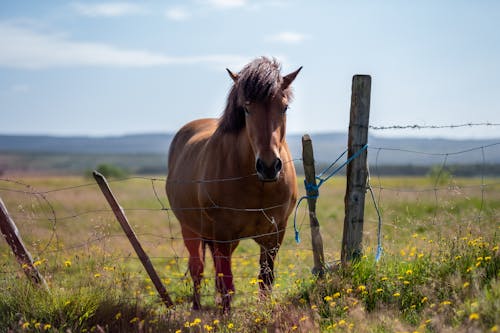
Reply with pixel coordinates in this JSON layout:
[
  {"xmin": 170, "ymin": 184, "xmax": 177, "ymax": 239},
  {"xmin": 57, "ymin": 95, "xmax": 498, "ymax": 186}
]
[{"xmin": 0, "ymin": 175, "xmax": 498, "ymax": 332}]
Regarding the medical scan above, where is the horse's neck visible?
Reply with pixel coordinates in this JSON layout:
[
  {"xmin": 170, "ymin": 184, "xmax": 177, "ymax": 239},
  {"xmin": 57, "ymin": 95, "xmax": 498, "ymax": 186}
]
[{"xmin": 209, "ymin": 129, "xmax": 255, "ymax": 176}]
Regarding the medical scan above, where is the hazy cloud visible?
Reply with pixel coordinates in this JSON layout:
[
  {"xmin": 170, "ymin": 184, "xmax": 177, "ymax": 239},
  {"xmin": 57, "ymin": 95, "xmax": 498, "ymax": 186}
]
[
  {"xmin": 72, "ymin": 2, "xmax": 147, "ymax": 17},
  {"xmin": 165, "ymin": 7, "xmax": 191, "ymax": 21},
  {"xmin": 0, "ymin": 22, "xmax": 248, "ymax": 69},
  {"xmin": 267, "ymin": 32, "xmax": 309, "ymax": 44}
]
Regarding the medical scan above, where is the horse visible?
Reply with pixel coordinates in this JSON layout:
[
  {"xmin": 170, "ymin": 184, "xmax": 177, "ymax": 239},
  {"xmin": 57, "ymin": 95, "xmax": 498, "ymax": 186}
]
[{"xmin": 166, "ymin": 57, "xmax": 301, "ymax": 312}]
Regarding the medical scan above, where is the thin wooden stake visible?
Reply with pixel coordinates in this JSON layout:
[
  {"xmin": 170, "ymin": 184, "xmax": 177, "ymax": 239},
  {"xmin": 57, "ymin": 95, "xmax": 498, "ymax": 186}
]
[
  {"xmin": 0, "ymin": 196, "xmax": 49, "ymax": 291},
  {"xmin": 341, "ymin": 75, "xmax": 371, "ymax": 264},
  {"xmin": 93, "ymin": 171, "xmax": 174, "ymax": 308},
  {"xmin": 302, "ymin": 134, "xmax": 325, "ymax": 276}
]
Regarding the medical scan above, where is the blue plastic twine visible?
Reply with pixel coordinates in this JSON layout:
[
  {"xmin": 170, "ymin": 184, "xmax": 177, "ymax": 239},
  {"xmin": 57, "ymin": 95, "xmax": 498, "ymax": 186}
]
[{"xmin": 293, "ymin": 144, "xmax": 368, "ymax": 243}]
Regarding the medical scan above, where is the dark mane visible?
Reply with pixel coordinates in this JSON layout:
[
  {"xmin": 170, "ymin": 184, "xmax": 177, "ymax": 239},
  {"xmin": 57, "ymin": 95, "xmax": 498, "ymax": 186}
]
[{"xmin": 217, "ymin": 57, "xmax": 293, "ymax": 133}]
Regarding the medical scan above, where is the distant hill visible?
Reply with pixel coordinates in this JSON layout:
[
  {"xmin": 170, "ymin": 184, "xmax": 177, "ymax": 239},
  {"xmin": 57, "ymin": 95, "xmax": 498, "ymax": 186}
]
[
  {"xmin": 1, "ymin": 133, "xmax": 499, "ymax": 176},
  {"xmin": 0, "ymin": 134, "xmax": 174, "ymax": 154}
]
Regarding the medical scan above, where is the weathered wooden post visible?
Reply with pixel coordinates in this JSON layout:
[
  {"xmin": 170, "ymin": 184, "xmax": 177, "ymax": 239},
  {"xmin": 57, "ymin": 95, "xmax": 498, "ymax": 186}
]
[
  {"xmin": 302, "ymin": 134, "xmax": 326, "ymax": 276},
  {"xmin": 93, "ymin": 171, "xmax": 174, "ymax": 308},
  {"xmin": 341, "ymin": 75, "xmax": 371, "ymax": 263},
  {"xmin": 0, "ymin": 196, "xmax": 49, "ymax": 291}
]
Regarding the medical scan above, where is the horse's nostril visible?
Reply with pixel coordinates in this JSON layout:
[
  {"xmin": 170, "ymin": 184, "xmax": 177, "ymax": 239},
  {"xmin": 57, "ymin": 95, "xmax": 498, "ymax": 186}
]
[
  {"xmin": 256, "ymin": 158, "xmax": 265, "ymax": 174},
  {"xmin": 274, "ymin": 158, "xmax": 283, "ymax": 173}
]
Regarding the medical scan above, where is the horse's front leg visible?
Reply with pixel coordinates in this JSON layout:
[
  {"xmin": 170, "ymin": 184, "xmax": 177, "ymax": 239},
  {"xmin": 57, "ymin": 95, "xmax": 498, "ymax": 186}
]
[
  {"xmin": 256, "ymin": 231, "xmax": 284, "ymax": 297},
  {"xmin": 181, "ymin": 228, "xmax": 205, "ymax": 310},
  {"xmin": 258, "ymin": 245, "xmax": 279, "ymax": 295},
  {"xmin": 208, "ymin": 241, "xmax": 239, "ymax": 313}
]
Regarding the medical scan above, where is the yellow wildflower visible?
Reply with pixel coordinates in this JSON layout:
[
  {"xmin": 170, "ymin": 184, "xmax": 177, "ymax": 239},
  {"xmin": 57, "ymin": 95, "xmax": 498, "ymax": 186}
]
[
  {"xmin": 64, "ymin": 260, "xmax": 72, "ymax": 267},
  {"xmin": 393, "ymin": 292, "xmax": 401, "ymax": 297},
  {"xmin": 333, "ymin": 292, "xmax": 341, "ymax": 298},
  {"xmin": 490, "ymin": 325, "xmax": 498, "ymax": 332},
  {"xmin": 204, "ymin": 324, "xmax": 213, "ymax": 331},
  {"xmin": 405, "ymin": 269, "xmax": 413, "ymax": 275},
  {"xmin": 43, "ymin": 324, "xmax": 52, "ymax": 330},
  {"xmin": 213, "ymin": 319, "xmax": 219, "ymax": 325},
  {"xmin": 21, "ymin": 322, "xmax": 30, "ymax": 329},
  {"xmin": 469, "ymin": 313, "xmax": 480, "ymax": 321},
  {"xmin": 463, "ymin": 282, "xmax": 470, "ymax": 288},
  {"xmin": 34, "ymin": 323, "xmax": 41, "ymax": 329},
  {"xmin": 324, "ymin": 295, "xmax": 333, "ymax": 302},
  {"xmin": 338, "ymin": 319, "xmax": 347, "ymax": 327},
  {"xmin": 357, "ymin": 285, "xmax": 366, "ymax": 292},
  {"xmin": 440, "ymin": 300, "xmax": 452, "ymax": 306},
  {"xmin": 376, "ymin": 288, "xmax": 383, "ymax": 293},
  {"xmin": 227, "ymin": 322, "xmax": 234, "ymax": 329}
]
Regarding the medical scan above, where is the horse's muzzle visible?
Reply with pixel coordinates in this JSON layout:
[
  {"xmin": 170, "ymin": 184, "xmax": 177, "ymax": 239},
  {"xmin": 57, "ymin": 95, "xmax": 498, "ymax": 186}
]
[{"xmin": 256, "ymin": 157, "xmax": 282, "ymax": 182}]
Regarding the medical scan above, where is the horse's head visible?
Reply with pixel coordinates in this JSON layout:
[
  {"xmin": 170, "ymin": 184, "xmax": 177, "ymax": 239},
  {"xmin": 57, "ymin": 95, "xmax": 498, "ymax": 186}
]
[{"xmin": 225, "ymin": 58, "xmax": 302, "ymax": 182}]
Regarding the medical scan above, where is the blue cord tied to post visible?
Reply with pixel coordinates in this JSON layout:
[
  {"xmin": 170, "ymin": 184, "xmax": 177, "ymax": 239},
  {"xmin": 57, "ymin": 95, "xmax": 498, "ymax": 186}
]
[{"xmin": 293, "ymin": 144, "xmax": 368, "ymax": 243}]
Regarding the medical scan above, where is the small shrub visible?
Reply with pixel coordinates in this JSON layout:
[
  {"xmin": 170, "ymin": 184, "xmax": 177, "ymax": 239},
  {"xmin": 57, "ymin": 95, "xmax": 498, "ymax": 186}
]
[{"xmin": 86, "ymin": 163, "xmax": 129, "ymax": 179}]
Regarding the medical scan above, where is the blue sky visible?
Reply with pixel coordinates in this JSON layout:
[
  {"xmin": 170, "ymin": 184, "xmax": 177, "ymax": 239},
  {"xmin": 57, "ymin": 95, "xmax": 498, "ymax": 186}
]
[{"xmin": 1, "ymin": 0, "xmax": 499, "ymax": 138}]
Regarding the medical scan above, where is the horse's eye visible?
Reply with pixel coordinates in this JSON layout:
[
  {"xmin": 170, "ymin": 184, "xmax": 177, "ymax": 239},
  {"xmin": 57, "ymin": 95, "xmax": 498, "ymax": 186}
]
[
  {"xmin": 243, "ymin": 106, "xmax": 250, "ymax": 115},
  {"xmin": 282, "ymin": 105, "xmax": 289, "ymax": 114}
]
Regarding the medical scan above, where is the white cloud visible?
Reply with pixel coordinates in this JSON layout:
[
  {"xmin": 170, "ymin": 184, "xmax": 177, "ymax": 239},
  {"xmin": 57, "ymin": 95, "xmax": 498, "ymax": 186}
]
[
  {"xmin": 165, "ymin": 7, "xmax": 191, "ymax": 21},
  {"xmin": 72, "ymin": 2, "xmax": 147, "ymax": 17},
  {"xmin": 205, "ymin": 0, "xmax": 247, "ymax": 9},
  {"xmin": 0, "ymin": 22, "xmax": 248, "ymax": 69},
  {"xmin": 267, "ymin": 32, "xmax": 309, "ymax": 44}
]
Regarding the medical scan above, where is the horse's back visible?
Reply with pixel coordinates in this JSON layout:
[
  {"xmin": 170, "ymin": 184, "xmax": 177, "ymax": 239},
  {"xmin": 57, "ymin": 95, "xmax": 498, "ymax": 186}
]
[{"xmin": 167, "ymin": 118, "xmax": 217, "ymax": 174}]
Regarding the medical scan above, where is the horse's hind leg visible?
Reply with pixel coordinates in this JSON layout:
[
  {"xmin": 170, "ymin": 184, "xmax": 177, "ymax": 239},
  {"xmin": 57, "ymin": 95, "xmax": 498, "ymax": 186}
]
[
  {"xmin": 181, "ymin": 227, "xmax": 205, "ymax": 310},
  {"xmin": 207, "ymin": 241, "xmax": 239, "ymax": 313}
]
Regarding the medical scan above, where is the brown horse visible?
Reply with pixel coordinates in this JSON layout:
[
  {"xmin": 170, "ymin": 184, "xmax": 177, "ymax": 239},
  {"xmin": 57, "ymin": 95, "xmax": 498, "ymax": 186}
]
[{"xmin": 166, "ymin": 57, "xmax": 300, "ymax": 312}]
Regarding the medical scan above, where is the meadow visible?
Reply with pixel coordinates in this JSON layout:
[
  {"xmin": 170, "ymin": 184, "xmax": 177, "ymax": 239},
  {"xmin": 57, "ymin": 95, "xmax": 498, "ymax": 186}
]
[{"xmin": 0, "ymin": 174, "xmax": 498, "ymax": 332}]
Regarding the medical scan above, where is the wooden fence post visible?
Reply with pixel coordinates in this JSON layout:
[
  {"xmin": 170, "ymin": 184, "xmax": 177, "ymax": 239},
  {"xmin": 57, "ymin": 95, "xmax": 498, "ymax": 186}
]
[
  {"xmin": 93, "ymin": 172, "xmax": 174, "ymax": 308},
  {"xmin": 341, "ymin": 75, "xmax": 371, "ymax": 264},
  {"xmin": 302, "ymin": 134, "xmax": 326, "ymax": 276},
  {"xmin": 0, "ymin": 196, "xmax": 49, "ymax": 291}
]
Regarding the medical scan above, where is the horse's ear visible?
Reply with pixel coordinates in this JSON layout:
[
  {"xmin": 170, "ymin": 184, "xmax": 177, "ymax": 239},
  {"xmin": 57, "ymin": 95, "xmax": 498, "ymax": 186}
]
[
  {"xmin": 282, "ymin": 66, "xmax": 302, "ymax": 90},
  {"xmin": 226, "ymin": 68, "xmax": 239, "ymax": 83}
]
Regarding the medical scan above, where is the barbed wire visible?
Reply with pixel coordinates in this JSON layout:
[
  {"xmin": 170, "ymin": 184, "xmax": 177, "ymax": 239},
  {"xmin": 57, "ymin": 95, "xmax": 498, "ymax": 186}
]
[{"xmin": 369, "ymin": 122, "xmax": 500, "ymax": 130}]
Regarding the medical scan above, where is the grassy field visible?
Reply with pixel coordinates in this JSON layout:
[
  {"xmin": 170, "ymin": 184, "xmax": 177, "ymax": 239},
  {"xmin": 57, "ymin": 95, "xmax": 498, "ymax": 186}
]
[{"xmin": 0, "ymin": 175, "xmax": 498, "ymax": 332}]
